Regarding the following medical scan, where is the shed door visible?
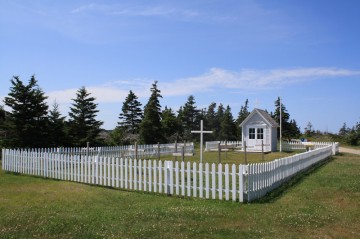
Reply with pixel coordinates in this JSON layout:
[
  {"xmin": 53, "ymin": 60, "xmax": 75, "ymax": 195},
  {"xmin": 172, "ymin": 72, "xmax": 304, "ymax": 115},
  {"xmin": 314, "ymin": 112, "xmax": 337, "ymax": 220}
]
[{"xmin": 247, "ymin": 127, "xmax": 264, "ymax": 151}]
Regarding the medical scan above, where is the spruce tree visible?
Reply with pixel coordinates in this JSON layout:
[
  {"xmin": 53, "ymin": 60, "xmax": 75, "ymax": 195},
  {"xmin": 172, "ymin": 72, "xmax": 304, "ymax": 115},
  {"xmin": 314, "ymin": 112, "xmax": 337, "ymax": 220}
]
[
  {"xmin": 68, "ymin": 87, "xmax": 103, "ymax": 146},
  {"xmin": 180, "ymin": 95, "xmax": 200, "ymax": 141},
  {"xmin": 236, "ymin": 99, "xmax": 250, "ymax": 138},
  {"xmin": 272, "ymin": 97, "xmax": 298, "ymax": 140},
  {"xmin": 118, "ymin": 90, "xmax": 143, "ymax": 134},
  {"xmin": 161, "ymin": 106, "xmax": 179, "ymax": 142},
  {"xmin": 4, "ymin": 76, "xmax": 49, "ymax": 147},
  {"xmin": 139, "ymin": 81, "xmax": 163, "ymax": 144},
  {"xmin": 204, "ymin": 102, "xmax": 217, "ymax": 141},
  {"xmin": 0, "ymin": 105, "xmax": 9, "ymax": 147},
  {"xmin": 214, "ymin": 104, "xmax": 225, "ymax": 140},
  {"xmin": 220, "ymin": 105, "xmax": 237, "ymax": 140},
  {"xmin": 48, "ymin": 101, "xmax": 68, "ymax": 146}
]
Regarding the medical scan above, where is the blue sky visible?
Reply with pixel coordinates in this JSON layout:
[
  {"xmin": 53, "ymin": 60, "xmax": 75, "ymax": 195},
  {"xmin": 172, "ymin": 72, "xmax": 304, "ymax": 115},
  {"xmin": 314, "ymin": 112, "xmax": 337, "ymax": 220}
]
[{"xmin": 1, "ymin": 0, "xmax": 360, "ymax": 133}]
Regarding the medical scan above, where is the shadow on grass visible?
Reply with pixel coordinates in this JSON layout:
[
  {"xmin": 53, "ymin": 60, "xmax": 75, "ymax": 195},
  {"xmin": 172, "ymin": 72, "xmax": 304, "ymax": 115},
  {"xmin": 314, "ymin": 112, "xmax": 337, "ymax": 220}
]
[{"xmin": 251, "ymin": 157, "xmax": 334, "ymax": 204}]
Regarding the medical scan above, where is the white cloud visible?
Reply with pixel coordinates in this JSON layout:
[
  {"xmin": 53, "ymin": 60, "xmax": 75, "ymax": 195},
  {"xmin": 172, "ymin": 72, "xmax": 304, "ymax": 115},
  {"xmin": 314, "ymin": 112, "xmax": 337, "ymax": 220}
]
[
  {"xmin": 160, "ymin": 67, "xmax": 360, "ymax": 96},
  {"xmin": 71, "ymin": 3, "xmax": 199, "ymax": 18},
  {"xmin": 46, "ymin": 67, "xmax": 360, "ymax": 104},
  {"xmin": 47, "ymin": 87, "xmax": 129, "ymax": 104}
]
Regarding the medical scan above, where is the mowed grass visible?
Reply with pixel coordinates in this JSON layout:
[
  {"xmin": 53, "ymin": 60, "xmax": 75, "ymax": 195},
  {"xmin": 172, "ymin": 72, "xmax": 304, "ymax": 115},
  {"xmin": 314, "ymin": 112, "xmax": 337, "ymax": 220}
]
[
  {"xmin": 153, "ymin": 148, "xmax": 303, "ymax": 165},
  {"xmin": 1, "ymin": 152, "xmax": 360, "ymax": 239}
]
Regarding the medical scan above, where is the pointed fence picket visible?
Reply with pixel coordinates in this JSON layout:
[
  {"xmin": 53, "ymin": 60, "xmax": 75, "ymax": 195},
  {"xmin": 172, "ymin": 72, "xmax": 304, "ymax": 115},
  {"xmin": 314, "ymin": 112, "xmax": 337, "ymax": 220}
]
[{"xmin": 1, "ymin": 143, "xmax": 338, "ymax": 203}]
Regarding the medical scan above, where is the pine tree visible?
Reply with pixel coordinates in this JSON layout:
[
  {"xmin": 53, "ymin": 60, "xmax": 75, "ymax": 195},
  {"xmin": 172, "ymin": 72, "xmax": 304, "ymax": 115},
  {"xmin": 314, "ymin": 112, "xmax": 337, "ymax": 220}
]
[
  {"xmin": 139, "ymin": 81, "xmax": 163, "ymax": 144},
  {"xmin": 214, "ymin": 104, "xmax": 225, "ymax": 140},
  {"xmin": 68, "ymin": 87, "xmax": 103, "ymax": 146},
  {"xmin": 204, "ymin": 102, "xmax": 217, "ymax": 141},
  {"xmin": 272, "ymin": 97, "xmax": 299, "ymax": 140},
  {"xmin": 48, "ymin": 101, "xmax": 68, "ymax": 146},
  {"xmin": 180, "ymin": 95, "xmax": 200, "ymax": 141},
  {"xmin": 118, "ymin": 90, "xmax": 143, "ymax": 134},
  {"xmin": 339, "ymin": 123, "xmax": 350, "ymax": 136},
  {"xmin": 0, "ymin": 105, "xmax": 9, "ymax": 147},
  {"xmin": 220, "ymin": 105, "xmax": 237, "ymax": 140},
  {"xmin": 236, "ymin": 99, "xmax": 250, "ymax": 138},
  {"xmin": 161, "ymin": 106, "xmax": 179, "ymax": 142},
  {"xmin": 4, "ymin": 76, "xmax": 49, "ymax": 147}
]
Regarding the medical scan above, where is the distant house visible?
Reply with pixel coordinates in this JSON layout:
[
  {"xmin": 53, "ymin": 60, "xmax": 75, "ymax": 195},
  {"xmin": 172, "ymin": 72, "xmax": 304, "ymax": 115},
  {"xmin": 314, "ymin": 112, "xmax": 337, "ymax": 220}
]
[{"xmin": 240, "ymin": 108, "xmax": 279, "ymax": 152}]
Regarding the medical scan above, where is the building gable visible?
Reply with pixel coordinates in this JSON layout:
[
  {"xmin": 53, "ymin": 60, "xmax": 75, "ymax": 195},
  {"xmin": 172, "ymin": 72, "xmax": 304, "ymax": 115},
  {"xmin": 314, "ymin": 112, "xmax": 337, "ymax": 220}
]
[{"xmin": 240, "ymin": 108, "xmax": 279, "ymax": 128}]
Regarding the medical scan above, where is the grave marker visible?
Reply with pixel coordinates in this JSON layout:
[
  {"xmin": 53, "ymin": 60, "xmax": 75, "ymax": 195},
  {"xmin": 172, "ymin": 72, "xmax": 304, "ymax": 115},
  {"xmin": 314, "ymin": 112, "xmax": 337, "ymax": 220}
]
[{"xmin": 191, "ymin": 120, "xmax": 213, "ymax": 163}]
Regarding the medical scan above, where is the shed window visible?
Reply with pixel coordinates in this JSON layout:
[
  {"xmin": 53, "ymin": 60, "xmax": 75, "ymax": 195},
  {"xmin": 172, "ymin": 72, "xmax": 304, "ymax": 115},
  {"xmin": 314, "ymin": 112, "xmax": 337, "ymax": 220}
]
[
  {"xmin": 257, "ymin": 128, "xmax": 264, "ymax": 139},
  {"xmin": 249, "ymin": 128, "xmax": 255, "ymax": 139}
]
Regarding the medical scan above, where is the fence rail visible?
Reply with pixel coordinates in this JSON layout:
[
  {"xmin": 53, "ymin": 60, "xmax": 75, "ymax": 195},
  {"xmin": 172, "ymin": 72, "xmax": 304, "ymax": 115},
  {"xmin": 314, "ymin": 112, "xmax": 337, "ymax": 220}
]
[
  {"xmin": 1, "ymin": 143, "xmax": 338, "ymax": 203},
  {"xmin": 6, "ymin": 142, "xmax": 195, "ymax": 159},
  {"xmin": 205, "ymin": 141, "xmax": 242, "ymax": 151}
]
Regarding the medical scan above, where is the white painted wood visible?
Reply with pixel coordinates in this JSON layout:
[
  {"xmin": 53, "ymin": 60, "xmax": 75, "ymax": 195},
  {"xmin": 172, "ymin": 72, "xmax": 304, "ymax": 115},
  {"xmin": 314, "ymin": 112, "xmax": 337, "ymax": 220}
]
[
  {"xmin": 218, "ymin": 163, "xmax": 222, "ymax": 200},
  {"xmin": 205, "ymin": 163, "xmax": 209, "ymax": 199},
  {"xmin": 181, "ymin": 161, "xmax": 185, "ymax": 196},
  {"xmin": 143, "ymin": 160, "xmax": 147, "ymax": 192},
  {"xmin": 138, "ymin": 159, "xmax": 142, "ymax": 191},
  {"xmin": 175, "ymin": 161, "xmax": 179, "ymax": 195},
  {"xmin": 148, "ymin": 160, "xmax": 152, "ymax": 192},
  {"xmin": 133, "ymin": 159, "xmax": 137, "ymax": 190},
  {"xmin": 193, "ymin": 162, "xmax": 197, "ymax": 197},
  {"xmin": 116, "ymin": 158, "xmax": 119, "ymax": 188},
  {"xmin": 124, "ymin": 158, "xmax": 128, "ymax": 189},
  {"xmin": 129, "ymin": 159, "xmax": 133, "ymax": 189},
  {"xmin": 187, "ymin": 162, "xmax": 191, "ymax": 197},
  {"xmin": 158, "ymin": 160, "xmax": 162, "ymax": 193},
  {"xmin": 153, "ymin": 160, "xmax": 157, "ymax": 193},
  {"xmin": 120, "ymin": 158, "xmax": 124, "ymax": 188},
  {"xmin": 231, "ymin": 164, "xmax": 236, "ymax": 202},
  {"xmin": 225, "ymin": 164, "xmax": 229, "ymax": 201},
  {"xmin": 199, "ymin": 163, "xmax": 203, "ymax": 198},
  {"xmin": 169, "ymin": 161, "xmax": 174, "ymax": 195},
  {"xmin": 212, "ymin": 163, "xmax": 216, "ymax": 199}
]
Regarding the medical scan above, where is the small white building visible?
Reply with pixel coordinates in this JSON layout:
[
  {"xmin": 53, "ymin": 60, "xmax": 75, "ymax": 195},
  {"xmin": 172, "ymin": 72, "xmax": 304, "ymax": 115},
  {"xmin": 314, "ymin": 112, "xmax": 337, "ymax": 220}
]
[{"xmin": 240, "ymin": 108, "xmax": 279, "ymax": 152}]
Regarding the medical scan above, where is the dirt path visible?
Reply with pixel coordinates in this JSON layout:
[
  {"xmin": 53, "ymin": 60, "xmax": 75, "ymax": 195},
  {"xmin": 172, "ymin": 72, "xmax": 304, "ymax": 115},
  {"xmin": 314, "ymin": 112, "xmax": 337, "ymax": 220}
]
[{"xmin": 339, "ymin": 147, "xmax": 360, "ymax": 155}]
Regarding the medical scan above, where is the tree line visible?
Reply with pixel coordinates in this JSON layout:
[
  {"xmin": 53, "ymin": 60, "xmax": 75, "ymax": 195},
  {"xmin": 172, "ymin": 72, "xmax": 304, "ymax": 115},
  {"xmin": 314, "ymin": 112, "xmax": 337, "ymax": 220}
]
[{"xmin": 0, "ymin": 76, "xmax": 302, "ymax": 148}]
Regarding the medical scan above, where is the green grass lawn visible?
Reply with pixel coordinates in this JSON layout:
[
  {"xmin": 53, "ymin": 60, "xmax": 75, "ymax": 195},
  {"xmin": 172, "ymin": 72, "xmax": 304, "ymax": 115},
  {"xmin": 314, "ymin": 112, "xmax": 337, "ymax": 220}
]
[
  {"xmin": 153, "ymin": 148, "xmax": 304, "ymax": 165},
  {"xmin": 1, "ymin": 152, "xmax": 359, "ymax": 238}
]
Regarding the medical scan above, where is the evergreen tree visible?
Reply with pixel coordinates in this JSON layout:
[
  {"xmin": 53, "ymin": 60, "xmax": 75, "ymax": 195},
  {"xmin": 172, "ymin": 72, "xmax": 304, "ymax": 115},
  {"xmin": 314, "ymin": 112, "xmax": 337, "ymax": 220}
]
[
  {"xmin": 0, "ymin": 105, "xmax": 9, "ymax": 147},
  {"xmin": 339, "ymin": 123, "xmax": 350, "ymax": 136},
  {"xmin": 304, "ymin": 121, "xmax": 315, "ymax": 137},
  {"xmin": 139, "ymin": 81, "xmax": 163, "ymax": 144},
  {"xmin": 118, "ymin": 90, "xmax": 143, "ymax": 134},
  {"xmin": 176, "ymin": 106, "xmax": 185, "ymax": 140},
  {"xmin": 161, "ymin": 106, "xmax": 179, "ymax": 142},
  {"xmin": 289, "ymin": 119, "xmax": 301, "ymax": 139},
  {"xmin": 214, "ymin": 104, "xmax": 225, "ymax": 140},
  {"xmin": 220, "ymin": 105, "xmax": 237, "ymax": 140},
  {"xmin": 272, "ymin": 97, "xmax": 299, "ymax": 140},
  {"xmin": 107, "ymin": 126, "xmax": 126, "ymax": 146},
  {"xmin": 204, "ymin": 102, "xmax": 217, "ymax": 141},
  {"xmin": 68, "ymin": 87, "xmax": 103, "ymax": 146},
  {"xmin": 4, "ymin": 76, "xmax": 49, "ymax": 147},
  {"xmin": 179, "ymin": 95, "xmax": 200, "ymax": 141},
  {"xmin": 48, "ymin": 101, "xmax": 68, "ymax": 146},
  {"xmin": 236, "ymin": 99, "xmax": 250, "ymax": 138}
]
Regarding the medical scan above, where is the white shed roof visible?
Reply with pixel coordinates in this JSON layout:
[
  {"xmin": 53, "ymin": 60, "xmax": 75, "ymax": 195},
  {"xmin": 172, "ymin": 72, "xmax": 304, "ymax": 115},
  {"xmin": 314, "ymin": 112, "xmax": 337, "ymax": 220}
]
[{"xmin": 240, "ymin": 108, "xmax": 279, "ymax": 128}]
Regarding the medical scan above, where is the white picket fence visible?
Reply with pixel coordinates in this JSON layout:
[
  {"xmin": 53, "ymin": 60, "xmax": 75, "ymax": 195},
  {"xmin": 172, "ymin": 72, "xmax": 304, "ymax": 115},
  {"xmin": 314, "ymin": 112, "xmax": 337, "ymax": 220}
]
[
  {"xmin": 247, "ymin": 144, "xmax": 335, "ymax": 201},
  {"xmin": 1, "ymin": 143, "xmax": 338, "ymax": 203},
  {"xmin": 205, "ymin": 141, "xmax": 243, "ymax": 151},
  {"xmin": 205, "ymin": 140, "xmax": 339, "ymax": 153},
  {"xmin": 22, "ymin": 142, "xmax": 194, "ymax": 159},
  {"xmin": 281, "ymin": 141, "xmax": 339, "ymax": 152}
]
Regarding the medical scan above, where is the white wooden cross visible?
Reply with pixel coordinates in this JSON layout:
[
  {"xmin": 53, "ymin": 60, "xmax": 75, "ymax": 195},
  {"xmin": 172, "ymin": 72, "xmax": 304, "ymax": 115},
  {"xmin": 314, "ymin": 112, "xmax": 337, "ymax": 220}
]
[{"xmin": 191, "ymin": 120, "xmax": 213, "ymax": 163}]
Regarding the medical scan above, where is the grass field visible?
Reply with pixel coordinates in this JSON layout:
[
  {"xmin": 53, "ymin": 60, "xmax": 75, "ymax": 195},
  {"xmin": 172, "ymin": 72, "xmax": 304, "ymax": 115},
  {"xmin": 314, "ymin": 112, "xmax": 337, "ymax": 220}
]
[
  {"xmin": 1, "ymin": 152, "xmax": 359, "ymax": 238},
  {"xmin": 153, "ymin": 148, "xmax": 303, "ymax": 165}
]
